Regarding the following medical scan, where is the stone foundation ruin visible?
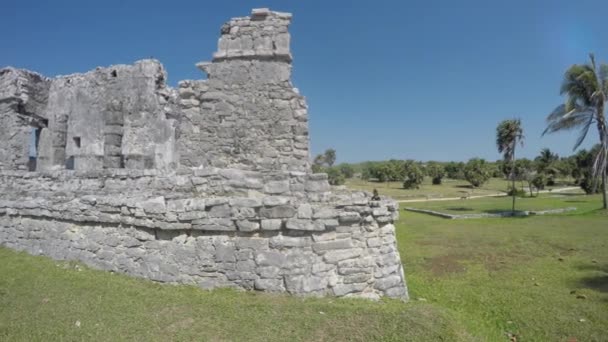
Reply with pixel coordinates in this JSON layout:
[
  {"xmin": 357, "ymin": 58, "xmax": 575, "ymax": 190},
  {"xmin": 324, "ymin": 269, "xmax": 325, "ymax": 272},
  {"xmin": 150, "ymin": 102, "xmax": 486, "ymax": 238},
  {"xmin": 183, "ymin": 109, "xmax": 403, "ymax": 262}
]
[{"xmin": 0, "ymin": 9, "xmax": 408, "ymax": 299}]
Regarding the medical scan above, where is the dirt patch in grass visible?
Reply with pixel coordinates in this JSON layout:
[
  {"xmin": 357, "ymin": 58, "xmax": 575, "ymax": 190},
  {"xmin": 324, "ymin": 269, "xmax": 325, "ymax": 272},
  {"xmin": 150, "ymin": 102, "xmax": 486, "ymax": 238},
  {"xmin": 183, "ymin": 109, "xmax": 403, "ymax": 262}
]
[
  {"xmin": 425, "ymin": 254, "xmax": 468, "ymax": 277},
  {"xmin": 424, "ymin": 252, "xmax": 531, "ymax": 276}
]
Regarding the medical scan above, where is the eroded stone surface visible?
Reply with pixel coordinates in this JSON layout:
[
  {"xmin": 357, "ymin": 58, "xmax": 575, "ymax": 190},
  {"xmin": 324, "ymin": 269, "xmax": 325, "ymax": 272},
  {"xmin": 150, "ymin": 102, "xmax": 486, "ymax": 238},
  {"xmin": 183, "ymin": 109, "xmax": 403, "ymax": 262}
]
[{"xmin": 0, "ymin": 9, "xmax": 408, "ymax": 300}]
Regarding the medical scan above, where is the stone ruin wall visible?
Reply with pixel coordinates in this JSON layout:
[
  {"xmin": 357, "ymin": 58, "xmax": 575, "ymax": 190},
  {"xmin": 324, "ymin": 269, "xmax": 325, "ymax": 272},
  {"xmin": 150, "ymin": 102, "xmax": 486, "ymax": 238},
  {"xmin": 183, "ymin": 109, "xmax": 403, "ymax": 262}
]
[{"xmin": 0, "ymin": 9, "xmax": 408, "ymax": 300}]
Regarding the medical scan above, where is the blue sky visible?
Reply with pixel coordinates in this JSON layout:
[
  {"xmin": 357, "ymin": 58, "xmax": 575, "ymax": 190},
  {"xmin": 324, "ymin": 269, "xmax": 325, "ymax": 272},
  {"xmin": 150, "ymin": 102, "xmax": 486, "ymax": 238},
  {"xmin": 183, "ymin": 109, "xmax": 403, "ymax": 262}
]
[{"xmin": 3, "ymin": 0, "xmax": 607, "ymax": 163}]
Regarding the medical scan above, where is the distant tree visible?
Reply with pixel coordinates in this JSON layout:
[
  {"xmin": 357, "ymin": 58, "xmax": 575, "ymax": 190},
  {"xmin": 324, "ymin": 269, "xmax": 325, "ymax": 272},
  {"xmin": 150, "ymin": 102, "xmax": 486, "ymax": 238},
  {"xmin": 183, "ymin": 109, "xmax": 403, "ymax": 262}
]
[
  {"xmin": 311, "ymin": 164, "xmax": 323, "ymax": 174},
  {"xmin": 531, "ymin": 173, "xmax": 547, "ymax": 196},
  {"xmin": 556, "ymin": 157, "xmax": 576, "ymax": 180},
  {"xmin": 426, "ymin": 161, "xmax": 446, "ymax": 185},
  {"xmin": 464, "ymin": 158, "xmax": 491, "ymax": 188},
  {"xmin": 535, "ymin": 148, "xmax": 559, "ymax": 185},
  {"xmin": 373, "ymin": 163, "xmax": 392, "ymax": 183},
  {"xmin": 536, "ymin": 148, "xmax": 558, "ymax": 172},
  {"xmin": 338, "ymin": 163, "xmax": 355, "ymax": 179},
  {"xmin": 324, "ymin": 149, "xmax": 336, "ymax": 167},
  {"xmin": 543, "ymin": 53, "xmax": 607, "ymax": 209},
  {"xmin": 574, "ymin": 145, "xmax": 604, "ymax": 194},
  {"xmin": 492, "ymin": 160, "xmax": 505, "ymax": 178},
  {"xmin": 497, "ymin": 119, "xmax": 525, "ymax": 212},
  {"xmin": 313, "ymin": 154, "xmax": 325, "ymax": 167},
  {"xmin": 403, "ymin": 160, "xmax": 424, "ymax": 189},
  {"xmin": 326, "ymin": 167, "xmax": 345, "ymax": 185},
  {"xmin": 445, "ymin": 161, "xmax": 465, "ymax": 179}
]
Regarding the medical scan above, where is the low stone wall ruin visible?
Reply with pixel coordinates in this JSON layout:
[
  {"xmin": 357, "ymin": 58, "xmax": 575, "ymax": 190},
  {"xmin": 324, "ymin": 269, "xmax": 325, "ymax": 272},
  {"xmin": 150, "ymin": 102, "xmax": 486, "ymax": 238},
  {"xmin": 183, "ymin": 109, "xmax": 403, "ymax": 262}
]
[{"xmin": 0, "ymin": 169, "xmax": 407, "ymax": 299}]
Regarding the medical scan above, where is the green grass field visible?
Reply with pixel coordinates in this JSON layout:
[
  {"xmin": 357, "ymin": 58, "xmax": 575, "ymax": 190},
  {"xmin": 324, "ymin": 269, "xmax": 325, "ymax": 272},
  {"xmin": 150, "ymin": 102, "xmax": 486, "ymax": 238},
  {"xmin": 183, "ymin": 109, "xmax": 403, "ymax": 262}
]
[
  {"xmin": 1, "ymin": 193, "xmax": 606, "ymax": 341},
  {"xmin": 345, "ymin": 177, "xmax": 574, "ymax": 201},
  {"xmin": 406, "ymin": 192, "xmax": 597, "ymax": 215}
]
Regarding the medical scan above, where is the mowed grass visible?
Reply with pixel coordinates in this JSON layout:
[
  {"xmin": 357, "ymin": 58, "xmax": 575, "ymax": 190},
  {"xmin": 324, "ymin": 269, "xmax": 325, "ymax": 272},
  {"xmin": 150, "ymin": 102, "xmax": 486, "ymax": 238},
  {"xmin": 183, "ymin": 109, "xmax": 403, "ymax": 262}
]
[
  {"xmin": 398, "ymin": 200, "xmax": 608, "ymax": 341},
  {"xmin": 0, "ymin": 251, "xmax": 468, "ymax": 341},
  {"xmin": 345, "ymin": 177, "xmax": 574, "ymax": 201},
  {"xmin": 1, "ymin": 195, "xmax": 607, "ymax": 341},
  {"xmin": 407, "ymin": 192, "xmax": 596, "ymax": 215}
]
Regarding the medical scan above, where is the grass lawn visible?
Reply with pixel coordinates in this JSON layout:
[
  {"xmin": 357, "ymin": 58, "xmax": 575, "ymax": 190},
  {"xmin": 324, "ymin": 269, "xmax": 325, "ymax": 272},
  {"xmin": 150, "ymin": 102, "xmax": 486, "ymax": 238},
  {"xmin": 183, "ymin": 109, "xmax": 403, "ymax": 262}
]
[
  {"xmin": 399, "ymin": 198, "xmax": 608, "ymax": 341},
  {"xmin": 1, "ymin": 196, "xmax": 607, "ymax": 341},
  {"xmin": 406, "ymin": 192, "xmax": 598, "ymax": 215},
  {"xmin": 345, "ymin": 177, "xmax": 574, "ymax": 201}
]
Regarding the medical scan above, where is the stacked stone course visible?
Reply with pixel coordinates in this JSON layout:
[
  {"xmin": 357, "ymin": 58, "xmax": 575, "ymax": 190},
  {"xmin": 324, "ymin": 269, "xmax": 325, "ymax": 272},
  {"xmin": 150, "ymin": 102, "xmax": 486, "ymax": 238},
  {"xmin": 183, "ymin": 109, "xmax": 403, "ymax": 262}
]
[{"xmin": 0, "ymin": 9, "xmax": 408, "ymax": 299}]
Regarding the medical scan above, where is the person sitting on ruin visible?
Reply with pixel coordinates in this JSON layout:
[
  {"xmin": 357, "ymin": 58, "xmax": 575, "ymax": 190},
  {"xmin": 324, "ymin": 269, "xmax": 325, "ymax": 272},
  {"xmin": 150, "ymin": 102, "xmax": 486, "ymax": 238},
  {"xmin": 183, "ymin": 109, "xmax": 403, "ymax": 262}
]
[{"xmin": 371, "ymin": 188, "xmax": 381, "ymax": 201}]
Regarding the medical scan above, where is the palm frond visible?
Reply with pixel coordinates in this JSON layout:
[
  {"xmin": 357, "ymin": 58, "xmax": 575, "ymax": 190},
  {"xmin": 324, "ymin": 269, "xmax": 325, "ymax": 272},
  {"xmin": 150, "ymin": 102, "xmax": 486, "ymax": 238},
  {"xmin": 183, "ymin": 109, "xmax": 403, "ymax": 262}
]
[
  {"xmin": 543, "ymin": 105, "xmax": 594, "ymax": 135},
  {"xmin": 601, "ymin": 64, "xmax": 608, "ymax": 94},
  {"xmin": 573, "ymin": 114, "xmax": 595, "ymax": 151}
]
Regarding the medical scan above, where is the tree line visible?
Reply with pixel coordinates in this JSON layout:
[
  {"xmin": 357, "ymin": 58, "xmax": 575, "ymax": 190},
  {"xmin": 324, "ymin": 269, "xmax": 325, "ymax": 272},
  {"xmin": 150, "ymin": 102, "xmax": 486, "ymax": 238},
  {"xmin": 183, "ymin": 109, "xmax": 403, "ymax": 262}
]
[
  {"xmin": 313, "ymin": 53, "xmax": 608, "ymax": 210},
  {"xmin": 312, "ymin": 147, "xmax": 605, "ymax": 194}
]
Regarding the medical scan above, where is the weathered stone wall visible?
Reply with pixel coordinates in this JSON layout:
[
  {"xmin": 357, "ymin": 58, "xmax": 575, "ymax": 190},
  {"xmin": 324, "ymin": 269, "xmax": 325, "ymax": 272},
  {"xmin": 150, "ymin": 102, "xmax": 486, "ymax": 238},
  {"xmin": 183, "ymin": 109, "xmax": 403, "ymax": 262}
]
[
  {"xmin": 0, "ymin": 68, "xmax": 50, "ymax": 170},
  {"xmin": 36, "ymin": 60, "xmax": 177, "ymax": 172},
  {"xmin": 0, "ymin": 9, "xmax": 408, "ymax": 299},
  {"xmin": 0, "ymin": 170, "xmax": 407, "ymax": 299},
  {"xmin": 178, "ymin": 9, "xmax": 309, "ymax": 171}
]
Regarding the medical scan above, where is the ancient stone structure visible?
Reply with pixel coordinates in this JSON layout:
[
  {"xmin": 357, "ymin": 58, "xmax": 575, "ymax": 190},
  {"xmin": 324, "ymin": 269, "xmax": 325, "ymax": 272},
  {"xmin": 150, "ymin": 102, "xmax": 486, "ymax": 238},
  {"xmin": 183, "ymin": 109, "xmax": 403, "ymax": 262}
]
[{"xmin": 0, "ymin": 9, "xmax": 408, "ymax": 299}]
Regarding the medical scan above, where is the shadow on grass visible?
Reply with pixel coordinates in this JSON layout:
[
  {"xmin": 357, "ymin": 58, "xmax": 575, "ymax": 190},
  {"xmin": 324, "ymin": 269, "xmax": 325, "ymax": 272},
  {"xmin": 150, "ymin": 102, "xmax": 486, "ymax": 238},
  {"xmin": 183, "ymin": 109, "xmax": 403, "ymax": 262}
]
[
  {"xmin": 554, "ymin": 192, "xmax": 587, "ymax": 197},
  {"xmin": 454, "ymin": 185, "xmax": 474, "ymax": 190},
  {"xmin": 579, "ymin": 275, "xmax": 608, "ymax": 293},
  {"xmin": 482, "ymin": 209, "xmax": 527, "ymax": 215},
  {"xmin": 445, "ymin": 207, "xmax": 474, "ymax": 212},
  {"xmin": 576, "ymin": 263, "xmax": 608, "ymax": 293}
]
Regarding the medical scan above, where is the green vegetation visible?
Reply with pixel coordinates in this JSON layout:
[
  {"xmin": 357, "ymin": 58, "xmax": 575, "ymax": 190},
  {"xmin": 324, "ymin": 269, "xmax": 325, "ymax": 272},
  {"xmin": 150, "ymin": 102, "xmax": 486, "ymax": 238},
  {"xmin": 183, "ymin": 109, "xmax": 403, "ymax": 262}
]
[
  {"xmin": 543, "ymin": 53, "xmax": 608, "ymax": 209},
  {"xmin": 346, "ymin": 177, "xmax": 574, "ymax": 201},
  {"xmin": 0, "ymin": 248, "xmax": 467, "ymax": 341},
  {"xmin": 464, "ymin": 158, "xmax": 492, "ymax": 188},
  {"xmin": 312, "ymin": 149, "xmax": 345, "ymax": 185},
  {"xmin": 399, "ymin": 200, "xmax": 608, "ymax": 341},
  {"xmin": 405, "ymin": 191, "xmax": 593, "ymax": 215},
  {"xmin": 496, "ymin": 118, "xmax": 524, "ymax": 212},
  {"xmin": 402, "ymin": 160, "xmax": 424, "ymax": 189},
  {"xmin": 426, "ymin": 161, "xmax": 445, "ymax": 185},
  {"xmin": 1, "ymin": 193, "xmax": 606, "ymax": 341}
]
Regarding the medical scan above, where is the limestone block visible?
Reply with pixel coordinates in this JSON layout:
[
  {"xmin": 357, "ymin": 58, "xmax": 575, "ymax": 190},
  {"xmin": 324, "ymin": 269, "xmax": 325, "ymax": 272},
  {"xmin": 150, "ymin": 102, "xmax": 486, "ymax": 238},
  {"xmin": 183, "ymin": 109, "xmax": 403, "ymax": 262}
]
[{"xmin": 259, "ymin": 205, "xmax": 296, "ymax": 219}]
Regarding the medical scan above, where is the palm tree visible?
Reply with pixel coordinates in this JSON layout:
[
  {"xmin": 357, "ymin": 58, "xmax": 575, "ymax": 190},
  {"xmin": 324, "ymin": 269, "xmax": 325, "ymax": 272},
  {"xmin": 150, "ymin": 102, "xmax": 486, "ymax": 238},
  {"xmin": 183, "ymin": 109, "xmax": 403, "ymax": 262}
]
[
  {"xmin": 536, "ymin": 148, "xmax": 559, "ymax": 182},
  {"xmin": 543, "ymin": 53, "xmax": 608, "ymax": 209},
  {"xmin": 538, "ymin": 148, "xmax": 558, "ymax": 167},
  {"xmin": 497, "ymin": 119, "xmax": 525, "ymax": 213}
]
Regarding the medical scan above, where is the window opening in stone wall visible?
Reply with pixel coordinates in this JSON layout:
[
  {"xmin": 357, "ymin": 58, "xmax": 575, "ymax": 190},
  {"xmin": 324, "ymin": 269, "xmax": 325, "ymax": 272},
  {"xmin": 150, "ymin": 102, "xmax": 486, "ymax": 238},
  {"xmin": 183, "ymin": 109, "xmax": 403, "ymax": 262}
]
[
  {"xmin": 111, "ymin": 70, "xmax": 117, "ymax": 77},
  {"xmin": 28, "ymin": 127, "xmax": 42, "ymax": 171},
  {"xmin": 73, "ymin": 137, "xmax": 81, "ymax": 148},
  {"xmin": 65, "ymin": 156, "xmax": 75, "ymax": 170}
]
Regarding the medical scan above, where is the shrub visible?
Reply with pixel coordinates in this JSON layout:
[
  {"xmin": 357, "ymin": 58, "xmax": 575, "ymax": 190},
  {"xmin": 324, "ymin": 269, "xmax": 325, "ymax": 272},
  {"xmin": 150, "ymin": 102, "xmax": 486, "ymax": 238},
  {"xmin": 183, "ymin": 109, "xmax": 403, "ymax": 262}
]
[
  {"xmin": 426, "ymin": 162, "xmax": 445, "ymax": 185},
  {"xmin": 403, "ymin": 160, "xmax": 424, "ymax": 189},
  {"xmin": 507, "ymin": 186, "xmax": 527, "ymax": 197},
  {"xmin": 531, "ymin": 173, "xmax": 547, "ymax": 192},
  {"xmin": 326, "ymin": 167, "xmax": 345, "ymax": 186},
  {"xmin": 338, "ymin": 163, "xmax": 355, "ymax": 179},
  {"xmin": 464, "ymin": 158, "xmax": 491, "ymax": 187}
]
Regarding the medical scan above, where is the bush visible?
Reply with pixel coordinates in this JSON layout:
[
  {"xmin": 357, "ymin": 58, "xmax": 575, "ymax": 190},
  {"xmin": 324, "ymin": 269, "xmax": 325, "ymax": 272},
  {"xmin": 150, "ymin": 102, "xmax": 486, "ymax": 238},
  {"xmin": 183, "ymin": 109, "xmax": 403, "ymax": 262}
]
[
  {"xmin": 403, "ymin": 160, "xmax": 424, "ymax": 189},
  {"xmin": 445, "ymin": 162, "xmax": 466, "ymax": 179},
  {"xmin": 579, "ymin": 173, "xmax": 601, "ymax": 194},
  {"xmin": 338, "ymin": 163, "xmax": 355, "ymax": 179},
  {"xmin": 531, "ymin": 173, "xmax": 547, "ymax": 192},
  {"xmin": 326, "ymin": 167, "xmax": 345, "ymax": 186},
  {"xmin": 426, "ymin": 162, "xmax": 445, "ymax": 185},
  {"xmin": 464, "ymin": 158, "xmax": 491, "ymax": 187},
  {"xmin": 507, "ymin": 187, "xmax": 527, "ymax": 197}
]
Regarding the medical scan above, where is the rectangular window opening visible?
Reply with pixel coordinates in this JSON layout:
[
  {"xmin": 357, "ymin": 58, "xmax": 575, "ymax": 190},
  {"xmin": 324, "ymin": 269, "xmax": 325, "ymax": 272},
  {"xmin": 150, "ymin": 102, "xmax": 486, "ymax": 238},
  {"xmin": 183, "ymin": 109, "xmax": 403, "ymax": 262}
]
[{"xmin": 73, "ymin": 137, "xmax": 81, "ymax": 148}]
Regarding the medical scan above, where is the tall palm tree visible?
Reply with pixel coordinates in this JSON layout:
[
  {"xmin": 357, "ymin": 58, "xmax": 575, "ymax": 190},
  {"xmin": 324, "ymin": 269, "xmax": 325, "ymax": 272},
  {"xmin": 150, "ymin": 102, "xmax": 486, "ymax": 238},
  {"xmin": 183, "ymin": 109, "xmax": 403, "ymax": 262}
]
[
  {"xmin": 543, "ymin": 53, "xmax": 608, "ymax": 209},
  {"xmin": 497, "ymin": 119, "xmax": 525, "ymax": 213}
]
